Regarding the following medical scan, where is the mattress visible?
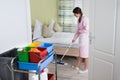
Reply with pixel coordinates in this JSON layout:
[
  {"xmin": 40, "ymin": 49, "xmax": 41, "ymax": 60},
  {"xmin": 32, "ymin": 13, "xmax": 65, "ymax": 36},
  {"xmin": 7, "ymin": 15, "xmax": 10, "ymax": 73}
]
[{"xmin": 34, "ymin": 32, "xmax": 79, "ymax": 48}]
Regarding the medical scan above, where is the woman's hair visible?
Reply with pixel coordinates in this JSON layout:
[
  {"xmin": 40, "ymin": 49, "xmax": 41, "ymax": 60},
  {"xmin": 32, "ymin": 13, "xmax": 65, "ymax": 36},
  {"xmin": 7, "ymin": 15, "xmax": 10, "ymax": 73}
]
[{"xmin": 73, "ymin": 7, "xmax": 83, "ymax": 23}]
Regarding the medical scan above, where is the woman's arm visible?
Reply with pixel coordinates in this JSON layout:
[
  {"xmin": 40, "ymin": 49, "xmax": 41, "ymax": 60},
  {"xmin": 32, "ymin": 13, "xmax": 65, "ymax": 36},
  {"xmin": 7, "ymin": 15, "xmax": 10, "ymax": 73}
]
[
  {"xmin": 72, "ymin": 16, "xmax": 89, "ymax": 43},
  {"xmin": 78, "ymin": 16, "xmax": 89, "ymax": 34},
  {"xmin": 72, "ymin": 29, "xmax": 80, "ymax": 43}
]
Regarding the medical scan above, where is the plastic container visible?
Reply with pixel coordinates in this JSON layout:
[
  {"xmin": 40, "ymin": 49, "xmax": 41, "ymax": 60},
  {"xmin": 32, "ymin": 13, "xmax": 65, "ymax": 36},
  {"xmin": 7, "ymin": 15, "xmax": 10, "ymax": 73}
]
[
  {"xmin": 17, "ymin": 46, "xmax": 33, "ymax": 62},
  {"xmin": 39, "ymin": 43, "xmax": 53, "ymax": 53},
  {"xmin": 18, "ymin": 51, "xmax": 55, "ymax": 72},
  {"xmin": 28, "ymin": 42, "xmax": 42, "ymax": 47},
  {"xmin": 30, "ymin": 47, "xmax": 47, "ymax": 63},
  {"xmin": 0, "ymin": 48, "xmax": 28, "ymax": 80},
  {"xmin": 48, "ymin": 73, "xmax": 54, "ymax": 80},
  {"xmin": 29, "ymin": 70, "xmax": 48, "ymax": 80}
]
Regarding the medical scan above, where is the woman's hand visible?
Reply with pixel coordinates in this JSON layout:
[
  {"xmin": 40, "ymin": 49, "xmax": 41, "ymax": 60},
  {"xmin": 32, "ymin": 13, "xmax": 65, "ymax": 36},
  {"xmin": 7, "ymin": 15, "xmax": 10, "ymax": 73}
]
[
  {"xmin": 72, "ymin": 39, "xmax": 76, "ymax": 43},
  {"xmin": 77, "ymin": 31, "xmax": 80, "ymax": 35}
]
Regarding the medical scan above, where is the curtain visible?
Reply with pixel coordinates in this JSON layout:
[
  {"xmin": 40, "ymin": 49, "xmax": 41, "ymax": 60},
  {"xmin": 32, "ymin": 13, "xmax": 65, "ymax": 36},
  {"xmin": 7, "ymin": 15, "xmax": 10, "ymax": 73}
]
[{"xmin": 58, "ymin": 0, "xmax": 74, "ymax": 32}]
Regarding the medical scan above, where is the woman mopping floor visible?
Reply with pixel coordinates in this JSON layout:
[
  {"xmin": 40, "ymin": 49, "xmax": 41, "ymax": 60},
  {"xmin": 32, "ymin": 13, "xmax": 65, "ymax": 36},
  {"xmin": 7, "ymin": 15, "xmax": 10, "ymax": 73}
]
[{"xmin": 72, "ymin": 7, "xmax": 89, "ymax": 74}]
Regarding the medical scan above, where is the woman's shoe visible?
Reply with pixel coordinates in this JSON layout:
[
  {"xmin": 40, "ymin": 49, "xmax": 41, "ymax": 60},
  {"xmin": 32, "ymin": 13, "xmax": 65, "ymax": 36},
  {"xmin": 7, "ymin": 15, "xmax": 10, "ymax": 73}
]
[
  {"xmin": 72, "ymin": 65, "xmax": 80, "ymax": 70},
  {"xmin": 75, "ymin": 67, "xmax": 79, "ymax": 70},
  {"xmin": 79, "ymin": 69, "xmax": 88, "ymax": 74},
  {"xmin": 71, "ymin": 65, "xmax": 75, "ymax": 68}
]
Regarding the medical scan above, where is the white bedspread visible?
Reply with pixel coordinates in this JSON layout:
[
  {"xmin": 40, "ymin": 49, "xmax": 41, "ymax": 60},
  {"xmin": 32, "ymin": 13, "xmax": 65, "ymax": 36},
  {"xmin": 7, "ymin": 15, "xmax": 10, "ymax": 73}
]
[{"xmin": 34, "ymin": 32, "xmax": 79, "ymax": 45}]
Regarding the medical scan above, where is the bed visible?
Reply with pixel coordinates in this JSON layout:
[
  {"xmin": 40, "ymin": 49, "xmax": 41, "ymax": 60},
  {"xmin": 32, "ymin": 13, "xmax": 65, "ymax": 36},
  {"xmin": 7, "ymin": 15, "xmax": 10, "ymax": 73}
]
[
  {"xmin": 33, "ymin": 32, "xmax": 79, "ymax": 57},
  {"xmin": 32, "ymin": 19, "xmax": 79, "ymax": 57}
]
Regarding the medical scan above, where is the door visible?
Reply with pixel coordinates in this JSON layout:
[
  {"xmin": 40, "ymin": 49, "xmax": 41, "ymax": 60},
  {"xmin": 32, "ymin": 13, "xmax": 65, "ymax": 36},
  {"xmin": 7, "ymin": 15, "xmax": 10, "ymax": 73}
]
[{"xmin": 89, "ymin": 0, "xmax": 120, "ymax": 80}]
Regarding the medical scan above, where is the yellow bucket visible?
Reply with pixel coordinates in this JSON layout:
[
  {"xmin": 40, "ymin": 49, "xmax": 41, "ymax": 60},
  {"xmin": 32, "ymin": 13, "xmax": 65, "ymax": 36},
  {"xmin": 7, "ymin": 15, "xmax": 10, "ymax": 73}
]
[{"xmin": 28, "ymin": 42, "xmax": 42, "ymax": 47}]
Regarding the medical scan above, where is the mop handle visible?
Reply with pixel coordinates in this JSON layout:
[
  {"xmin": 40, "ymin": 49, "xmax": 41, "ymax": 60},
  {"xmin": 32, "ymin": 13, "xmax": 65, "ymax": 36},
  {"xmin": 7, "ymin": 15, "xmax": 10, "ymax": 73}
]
[{"xmin": 60, "ymin": 43, "xmax": 72, "ymax": 61}]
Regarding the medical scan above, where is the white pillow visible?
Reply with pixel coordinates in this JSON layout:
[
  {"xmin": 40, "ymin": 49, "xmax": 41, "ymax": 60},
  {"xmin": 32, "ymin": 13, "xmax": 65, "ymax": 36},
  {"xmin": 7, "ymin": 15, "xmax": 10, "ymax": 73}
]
[
  {"xmin": 48, "ymin": 19, "xmax": 55, "ymax": 33},
  {"xmin": 33, "ymin": 19, "xmax": 43, "ymax": 40},
  {"xmin": 53, "ymin": 22, "xmax": 62, "ymax": 32},
  {"xmin": 42, "ymin": 24, "xmax": 53, "ymax": 38}
]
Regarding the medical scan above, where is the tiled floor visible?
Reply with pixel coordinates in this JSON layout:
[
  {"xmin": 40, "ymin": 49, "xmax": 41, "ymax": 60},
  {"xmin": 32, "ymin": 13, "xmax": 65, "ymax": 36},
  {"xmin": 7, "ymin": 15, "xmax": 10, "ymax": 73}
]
[{"xmin": 47, "ymin": 55, "xmax": 88, "ymax": 80}]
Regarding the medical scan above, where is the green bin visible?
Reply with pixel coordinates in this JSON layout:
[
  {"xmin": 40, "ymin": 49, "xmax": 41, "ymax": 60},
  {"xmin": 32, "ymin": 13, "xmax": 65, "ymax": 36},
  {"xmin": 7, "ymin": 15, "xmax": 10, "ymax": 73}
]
[{"xmin": 17, "ymin": 47, "xmax": 33, "ymax": 62}]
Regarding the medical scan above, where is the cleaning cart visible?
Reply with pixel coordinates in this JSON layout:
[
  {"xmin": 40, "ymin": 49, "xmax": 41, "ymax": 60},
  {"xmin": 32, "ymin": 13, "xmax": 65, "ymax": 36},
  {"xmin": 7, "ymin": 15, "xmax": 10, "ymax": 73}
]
[
  {"xmin": 0, "ymin": 43, "xmax": 58, "ymax": 80},
  {"xmin": 13, "ymin": 51, "xmax": 56, "ymax": 80}
]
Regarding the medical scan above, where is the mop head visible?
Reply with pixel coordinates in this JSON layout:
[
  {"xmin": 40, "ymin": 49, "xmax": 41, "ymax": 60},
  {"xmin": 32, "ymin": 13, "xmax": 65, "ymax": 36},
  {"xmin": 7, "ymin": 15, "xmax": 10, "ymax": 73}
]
[
  {"xmin": 56, "ymin": 61, "xmax": 68, "ymax": 66},
  {"xmin": 56, "ymin": 61, "xmax": 64, "ymax": 65},
  {"xmin": 52, "ymin": 61, "xmax": 68, "ymax": 66}
]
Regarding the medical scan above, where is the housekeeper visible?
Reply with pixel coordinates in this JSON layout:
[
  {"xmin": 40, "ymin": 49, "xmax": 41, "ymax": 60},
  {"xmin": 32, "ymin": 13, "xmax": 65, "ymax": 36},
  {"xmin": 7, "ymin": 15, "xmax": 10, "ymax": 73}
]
[{"xmin": 72, "ymin": 7, "xmax": 89, "ymax": 74}]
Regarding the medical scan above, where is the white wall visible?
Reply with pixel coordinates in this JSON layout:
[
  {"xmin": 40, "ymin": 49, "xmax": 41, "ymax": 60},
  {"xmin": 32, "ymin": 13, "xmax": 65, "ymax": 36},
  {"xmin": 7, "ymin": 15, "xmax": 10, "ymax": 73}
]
[
  {"xmin": 82, "ymin": 0, "xmax": 90, "ymax": 17},
  {"xmin": 0, "ymin": 0, "xmax": 32, "ymax": 53}
]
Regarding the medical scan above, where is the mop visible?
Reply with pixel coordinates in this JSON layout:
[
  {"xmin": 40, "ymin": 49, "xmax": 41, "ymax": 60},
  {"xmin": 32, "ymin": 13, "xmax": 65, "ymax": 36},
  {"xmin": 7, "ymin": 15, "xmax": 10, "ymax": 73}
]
[{"xmin": 56, "ymin": 43, "xmax": 72, "ymax": 65}]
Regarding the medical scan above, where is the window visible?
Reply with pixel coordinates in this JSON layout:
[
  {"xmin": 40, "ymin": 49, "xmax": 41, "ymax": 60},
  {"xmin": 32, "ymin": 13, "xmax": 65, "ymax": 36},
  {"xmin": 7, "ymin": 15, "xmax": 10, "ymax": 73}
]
[{"xmin": 58, "ymin": 0, "xmax": 82, "ymax": 32}]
